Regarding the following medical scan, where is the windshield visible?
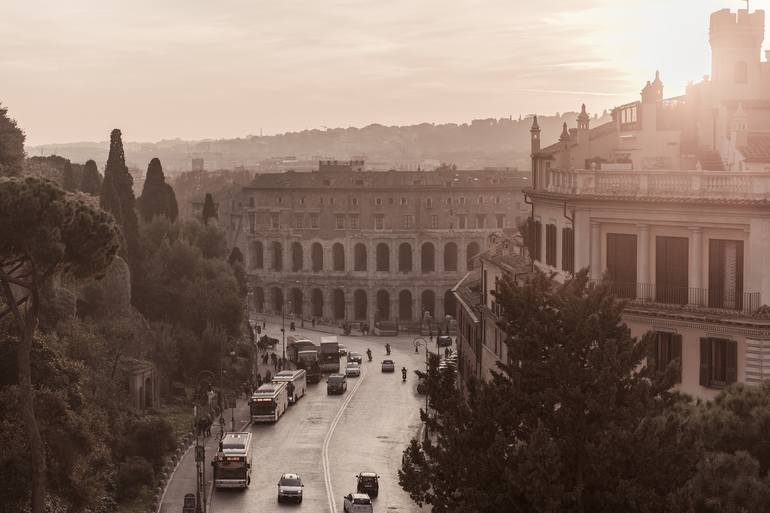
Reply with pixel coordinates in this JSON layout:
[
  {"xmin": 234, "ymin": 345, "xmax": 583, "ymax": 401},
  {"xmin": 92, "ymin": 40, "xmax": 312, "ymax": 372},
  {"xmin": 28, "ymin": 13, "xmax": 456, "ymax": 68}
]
[
  {"xmin": 215, "ymin": 462, "xmax": 246, "ymax": 479},
  {"xmin": 280, "ymin": 478, "xmax": 301, "ymax": 486},
  {"xmin": 328, "ymin": 376, "xmax": 344, "ymax": 383},
  {"xmin": 250, "ymin": 400, "xmax": 276, "ymax": 414},
  {"xmin": 359, "ymin": 476, "xmax": 376, "ymax": 483},
  {"xmin": 353, "ymin": 497, "xmax": 371, "ymax": 505}
]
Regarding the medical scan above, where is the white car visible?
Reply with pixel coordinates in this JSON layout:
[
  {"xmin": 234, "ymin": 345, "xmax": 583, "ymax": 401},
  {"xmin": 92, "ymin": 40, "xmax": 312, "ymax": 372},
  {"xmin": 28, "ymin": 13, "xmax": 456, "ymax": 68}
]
[
  {"xmin": 277, "ymin": 473, "xmax": 303, "ymax": 503},
  {"xmin": 345, "ymin": 361, "xmax": 361, "ymax": 377},
  {"xmin": 343, "ymin": 493, "xmax": 373, "ymax": 513}
]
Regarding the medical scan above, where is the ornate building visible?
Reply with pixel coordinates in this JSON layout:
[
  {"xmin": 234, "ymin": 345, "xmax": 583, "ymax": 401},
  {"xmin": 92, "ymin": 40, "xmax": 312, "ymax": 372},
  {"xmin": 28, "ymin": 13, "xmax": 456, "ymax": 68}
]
[
  {"xmin": 527, "ymin": 8, "xmax": 770, "ymax": 400},
  {"xmin": 224, "ymin": 161, "xmax": 529, "ymax": 331}
]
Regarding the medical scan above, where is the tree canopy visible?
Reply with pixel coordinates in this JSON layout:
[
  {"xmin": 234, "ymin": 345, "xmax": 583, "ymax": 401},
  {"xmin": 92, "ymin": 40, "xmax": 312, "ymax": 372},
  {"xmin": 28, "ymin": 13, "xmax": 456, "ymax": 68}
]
[
  {"xmin": 0, "ymin": 103, "xmax": 25, "ymax": 177},
  {"xmin": 138, "ymin": 158, "xmax": 178, "ymax": 223},
  {"xmin": 61, "ymin": 159, "xmax": 76, "ymax": 192},
  {"xmin": 80, "ymin": 159, "xmax": 102, "ymax": 195},
  {"xmin": 202, "ymin": 192, "xmax": 217, "ymax": 224}
]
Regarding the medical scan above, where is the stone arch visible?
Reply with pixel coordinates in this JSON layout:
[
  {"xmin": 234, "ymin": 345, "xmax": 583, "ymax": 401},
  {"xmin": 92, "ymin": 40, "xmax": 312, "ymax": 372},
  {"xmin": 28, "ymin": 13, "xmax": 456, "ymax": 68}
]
[
  {"xmin": 443, "ymin": 289, "xmax": 457, "ymax": 319},
  {"xmin": 311, "ymin": 242, "xmax": 324, "ymax": 272},
  {"xmin": 376, "ymin": 290, "xmax": 390, "ymax": 320},
  {"xmin": 291, "ymin": 242, "xmax": 303, "ymax": 272},
  {"xmin": 354, "ymin": 243, "xmax": 367, "ymax": 271},
  {"xmin": 270, "ymin": 287, "xmax": 284, "ymax": 312},
  {"xmin": 398, "ymin": 290, "xmax": 413, "ymax": 320},
  {"xmin": 444, "ymin": 241, "xmax": 458, "ymax": 272},
  {"xmin": 332, "ymin": 243, "xmax": 345, "ymax": 271},
  {"xmin": 254, "ymin": 287, "xmax": 265, "ymax": 313},
  {"xmin": 353, "ymin": 289, "xmax": 368, "ymax": 320},
  {"xmin": 250, "ymin": 241, "xmax": 264, "ymax": 270},
  {"xmin": 421, "ymin": 289, "xmax": 435, "ymax": 319},
  {"xmin": 332, "ymin": 289, "xmax": 345, "ymax": 320},
  {"xmin": 289, "ymin": 287, "xmax": 303, "ymax": 315},
  {"xmin": 376, "ymin": 243, "xmax": 390, "ymax": 272},
  {"xmin": 421, "ymin": 242, "xmax": 435, "ymax": 273},
  {"xmin": 271, "ymin": 241, "xmax": 283, "ymax": 271},
  {"xmin": 466, "ymin": 241, "xmax": 480, "ymax": 271},
  {"xmin": 311, "ymin": 288, "xmax": 323, "ymax": 318},
  {"xmin": 398, "ymin": 242, "xmax": 413, "ymax": 273}
]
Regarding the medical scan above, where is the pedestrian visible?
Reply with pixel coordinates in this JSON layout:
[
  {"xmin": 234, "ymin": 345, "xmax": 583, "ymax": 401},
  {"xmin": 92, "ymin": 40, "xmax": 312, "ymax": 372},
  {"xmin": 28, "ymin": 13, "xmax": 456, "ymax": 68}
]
[
  {"xmin": 312, "ymin": 317, "xmax": 316, "ymax": 327},
  {"xmin": 262, "ymin": 320, "xmax": 266, "ymax": 329},
  {"xmin": 271, "ymin": 352, "xmax": 278, "ymax": 369},
  {"xmin": 265, "ymin": 369, "xmax": 272, "ymax": 382},
  {"xmin": 263, "ymin": 353, "xmax": 269, "ymax": 365}
]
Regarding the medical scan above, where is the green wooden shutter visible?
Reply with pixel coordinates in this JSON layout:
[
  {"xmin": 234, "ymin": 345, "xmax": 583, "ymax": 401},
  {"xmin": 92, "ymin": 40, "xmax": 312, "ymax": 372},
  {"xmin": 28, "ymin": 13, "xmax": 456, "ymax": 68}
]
[
  {"xmin": 672, "ymin": 334, "xmax": 683, "ymax": 383},
  {"xmin": 699, "ymin": 338, "xmax": 711, "ymax": 387},
  {"xmin": 726, "ymin": 340, "xmax": 738, "ymax": 384}
]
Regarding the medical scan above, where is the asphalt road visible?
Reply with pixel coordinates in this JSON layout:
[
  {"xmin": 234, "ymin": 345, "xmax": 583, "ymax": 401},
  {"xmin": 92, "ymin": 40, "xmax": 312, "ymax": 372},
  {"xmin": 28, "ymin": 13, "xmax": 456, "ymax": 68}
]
[{"xmin": 210, "ymin": 326, "xmax": 431, "ymax": 513}]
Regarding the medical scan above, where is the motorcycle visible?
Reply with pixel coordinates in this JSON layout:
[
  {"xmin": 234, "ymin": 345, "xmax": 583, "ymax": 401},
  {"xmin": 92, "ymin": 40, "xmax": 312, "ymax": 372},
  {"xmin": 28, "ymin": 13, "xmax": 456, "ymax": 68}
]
[
  {"xmin": 366, "ymin": 349, "xmax": 372, "ymax": 362},
  {"xmin": 385, "ymin": 343, "xmax": 391, "ymax": 356},
  {"xmin": 401, "ymin": 367, "xmax": 407, "ymax": 382}
]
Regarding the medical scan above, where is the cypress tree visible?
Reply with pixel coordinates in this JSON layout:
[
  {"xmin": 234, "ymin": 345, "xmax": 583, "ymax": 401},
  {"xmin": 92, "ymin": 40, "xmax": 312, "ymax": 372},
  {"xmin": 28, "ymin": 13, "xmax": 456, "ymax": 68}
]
[
  {"xmin": 81, "ymin": 159, "xmax": 102, "ymax": 195},
  {"xmin": 202, "ymin": 193, "xmax": 217, "ymax": 225},
  {"xmin": 0, "ymin": 103, "xmax": 25, "ymax": 177},
  {"xmin": 139, "ymin": 158, "xmax": 177, "ymax": 222},
  {"xmin": 62, "ymin": 160, "xmax": 76, "ymax": 191},
  {"xmin": 100, "ymin": 129, "xmax": 140, "ymax": 270}
]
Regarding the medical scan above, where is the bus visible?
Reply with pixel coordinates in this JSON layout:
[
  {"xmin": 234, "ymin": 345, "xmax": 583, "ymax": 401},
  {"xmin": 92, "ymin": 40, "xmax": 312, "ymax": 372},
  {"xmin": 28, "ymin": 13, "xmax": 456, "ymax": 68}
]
[
  {"xmin": 212, "ymin": 432, "xmax": 252, "ymax": 489},
  {"xmin": 272, "ymin": 369, "xmax": 307, "ymax": 404},
  {"xmin": 319, "ymin": 336, "xmax": 340, "ymax": 373},
  {"xmin": 249, "ymin": 382, "xmax": 289, "ymax": 422}
]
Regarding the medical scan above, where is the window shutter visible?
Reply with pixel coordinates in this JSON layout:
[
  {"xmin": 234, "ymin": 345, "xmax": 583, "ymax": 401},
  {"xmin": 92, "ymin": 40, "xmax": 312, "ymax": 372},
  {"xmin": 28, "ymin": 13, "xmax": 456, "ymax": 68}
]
[
  {"xmin": 726, "ymin": 340, "xmax": 738, "ymax": 384},
  {"xmin": 672, "ymin": 334, "xmax": 683, "ymax": 383},
  {"xmin": 708, "ymin": 239, "xmax": 724, "ymax": 308},
  {"xmin": 699, "ymin": 338, "xmax": 711, "ymax": 387},
  {"xmin": 736, "ymin": 241, "xmax": 744, "ymax": 311}
]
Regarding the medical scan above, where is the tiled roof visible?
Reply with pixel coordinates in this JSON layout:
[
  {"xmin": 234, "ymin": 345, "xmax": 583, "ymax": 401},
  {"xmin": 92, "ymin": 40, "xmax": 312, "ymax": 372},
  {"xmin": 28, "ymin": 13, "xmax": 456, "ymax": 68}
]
[
  {"xmin": 452, "ymin": 269, "xmax": 482, "ymax": 322},
  {"xmin": 535, "ymin": 121, "xmax": 616, "ymax": 158},
  {"xmin": 740, "ymin": 134, "xmax": 770, "ymax": 163}
]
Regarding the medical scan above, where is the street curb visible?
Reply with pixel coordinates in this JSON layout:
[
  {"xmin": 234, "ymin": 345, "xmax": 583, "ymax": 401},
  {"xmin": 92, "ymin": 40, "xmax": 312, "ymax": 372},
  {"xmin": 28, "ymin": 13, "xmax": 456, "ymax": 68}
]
[{"xmin": 155, "ymin": 432, "xmax": 194, "ymax": 513}]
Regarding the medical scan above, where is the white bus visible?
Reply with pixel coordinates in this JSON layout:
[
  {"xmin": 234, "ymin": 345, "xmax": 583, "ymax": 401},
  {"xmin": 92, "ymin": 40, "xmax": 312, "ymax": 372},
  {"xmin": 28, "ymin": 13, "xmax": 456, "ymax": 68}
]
[
  {"xmin": 249, "ymin": 382, "xmax": 289, "ymax": 422},
  {"xmin": 212, "ymin": 432, "xmax": 252, "ymax": 489},
  {"xmin": 272, "ymin": 369, "xmax": 307, "ymax": 404}
]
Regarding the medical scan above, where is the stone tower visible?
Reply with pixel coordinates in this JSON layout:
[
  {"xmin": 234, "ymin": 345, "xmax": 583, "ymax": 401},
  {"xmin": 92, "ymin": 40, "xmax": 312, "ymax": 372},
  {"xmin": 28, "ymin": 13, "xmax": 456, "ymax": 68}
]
[{"xmin": 709, "ymin": 8, "xmax": 765, "ymax": 98}]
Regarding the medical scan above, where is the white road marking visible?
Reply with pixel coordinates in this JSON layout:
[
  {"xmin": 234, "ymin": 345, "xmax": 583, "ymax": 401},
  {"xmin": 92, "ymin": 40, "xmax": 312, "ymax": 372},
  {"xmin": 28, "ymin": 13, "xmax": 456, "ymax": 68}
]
[{"xmin": 323, "ymin": 367, "xmax": 367, "ymax": 513}]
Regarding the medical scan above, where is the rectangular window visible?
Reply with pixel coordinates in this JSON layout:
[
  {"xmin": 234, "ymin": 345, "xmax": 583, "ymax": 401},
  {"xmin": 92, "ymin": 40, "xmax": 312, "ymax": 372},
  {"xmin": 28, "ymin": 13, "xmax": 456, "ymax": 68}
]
[
  {"xmin": 700, "ymin": 337, "xmax": 737, "ymax": 388},
  {"xmin": 310, "ymin": 214, "xmax": 319, "ymax": 228},
  {"xmin": 476, "ymin": 215, "xmax": 485, "ymax": 229},
  {"xmin": 478, "ymin": 196, "xmax": 483, "ymax": 204},
  {"xmin": 652, "ymin": 332, "xmax": 682, "ymax": 383},
  {"xmin": 403, "ymin": 215, "xmax": 414, "ymax": 229},
  {"xmin": 447, "ymin": 197, "xmax": 452, "ymax": 205},
  {"xmin": 295, "ymin": 214, "xmax": 303, "ymax": 229},
  {"xmin": 561, "ymin": 227, "xmax": 574, "ymax": 273},
  {"xmin": 349, "ymin": 215, "xmax": 360, "ymax": 230},
  {"xmin": 426, "ymin": 198, "xmax": 433, "ymax": 208},
  {"xmin": 299, "ymin": 197, "xmax": 305, "ymax": 205},
  {"xmin": 335, "ymin": 215, "xmax": 345, "ymax": 230},
  {"xmin": 374, "ymin": 215, "xmax": 384, "ymax": 230},
  {"xmin": 248, "ymin": 197, "xmax": 255, "ymax": 207},
  {"xmin": 388, "ymin": 198, "xmax": 394, "ymax": 205},
  {"xmin": 400, "ymin": 197, "xmax": 407, "ymax": 205},
  {"xmin": 351, "ymin": 198, "xmax": 358, "ymax": 206},
  {"xmin": 276, "ymin": 196, "xmax": 283, "ymax": 204},
  {"xmin": 708, "ymin": 239, "xmax": 744, "ymax": 310},
  {"xmin": 330, "ymin": 198, "xmax": 335, "ymax": 206},
  {"xmin": 271, "ymin": 213, "xmax": 279, "ymax": 229},
  {"xmin": 531, "ymin": 220, "xmax": 542, "ymax": 261},
  {"xmin": 495, "ymin": 196, "xmax": 501, "ymax": 205},
  {"xmin": 460, "ymin": 197, "xmax": 466, "ymax": 205},
  {"xmin": 545, "ymin": 224, "xmax": 557, "ymax": 266},
  {"xmin": 458, "ymin": 215, "xmax": 467, "ymax": 229},
  {"xmin": 249, "ymin": 212, "xmax": 256, "ymax": 234},
  {"xmin": 606, "ymin": 233, "xmax": 637, "ymax": 298},
  {"xmin": 431, "ymin": 215, "xmax": 439, "ymax": 229},
  {"xmin": 320, "ymin": 197, "xmax": 324, "ymax": 205},
  {"xmin": 496, "ymin": 215, "xmax": 504, "ymax": 229},
  {"xmin": 375, "ymin": 197, "xmax": 382, "ymax": 206},
  {"xmin": 656, "ymin": 236, "xmax": 689, "ymax": 304}
]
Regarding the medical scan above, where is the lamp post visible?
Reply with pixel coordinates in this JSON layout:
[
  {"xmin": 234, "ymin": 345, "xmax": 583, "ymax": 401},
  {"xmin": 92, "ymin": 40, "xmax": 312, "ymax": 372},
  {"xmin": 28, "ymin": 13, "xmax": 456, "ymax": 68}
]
[{"xmin": 412, "ymin": 336, "xmax": 429, "ymax": 417}]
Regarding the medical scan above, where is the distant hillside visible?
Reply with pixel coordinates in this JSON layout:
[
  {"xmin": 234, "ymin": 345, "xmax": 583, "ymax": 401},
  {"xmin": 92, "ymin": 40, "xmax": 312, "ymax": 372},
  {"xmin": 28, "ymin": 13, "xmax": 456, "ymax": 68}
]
[{"xmin": 26, "ymin": 112, "xmax": 611, "ymax": 173}]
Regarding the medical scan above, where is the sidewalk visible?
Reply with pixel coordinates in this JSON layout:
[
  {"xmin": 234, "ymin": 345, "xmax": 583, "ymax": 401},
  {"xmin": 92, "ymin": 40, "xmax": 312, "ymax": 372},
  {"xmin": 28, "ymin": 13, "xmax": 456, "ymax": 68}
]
[{"xmin": 158, "ymin": 397, "xmax": 251, "ymax": 513}]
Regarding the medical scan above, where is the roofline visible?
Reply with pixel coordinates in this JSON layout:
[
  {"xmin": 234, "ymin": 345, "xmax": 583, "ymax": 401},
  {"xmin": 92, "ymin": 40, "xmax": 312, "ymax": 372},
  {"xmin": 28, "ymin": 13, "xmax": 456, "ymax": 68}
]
[{"xmin": 452, "ymin": 271, "xmax": 481, "ymax": 324}]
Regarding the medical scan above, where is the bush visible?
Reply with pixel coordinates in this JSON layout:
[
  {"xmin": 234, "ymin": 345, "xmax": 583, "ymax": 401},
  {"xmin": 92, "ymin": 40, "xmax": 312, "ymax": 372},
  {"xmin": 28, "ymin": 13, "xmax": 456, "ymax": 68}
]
[
  {"xmin": 124, "ymin": 417, "xmax": 176, "ymax": 470},
  {"xmin": 115, "ymin": 457, "xmax": 154, "ymax": 502}
]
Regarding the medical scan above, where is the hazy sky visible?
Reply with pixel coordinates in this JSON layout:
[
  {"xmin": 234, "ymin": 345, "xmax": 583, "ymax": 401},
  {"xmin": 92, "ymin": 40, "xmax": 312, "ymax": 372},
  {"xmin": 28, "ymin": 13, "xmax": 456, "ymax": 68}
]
[{"xmin": 2, "ymin": 0, "xmax": 767, "ymax": 146}]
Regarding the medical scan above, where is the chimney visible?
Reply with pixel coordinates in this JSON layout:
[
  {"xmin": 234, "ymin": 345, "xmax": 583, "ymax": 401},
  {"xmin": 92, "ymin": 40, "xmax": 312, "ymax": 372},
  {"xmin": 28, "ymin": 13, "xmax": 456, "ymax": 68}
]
[{"xmin": 576, "ymin": 104, "xmax": 590, "ymax": 146}]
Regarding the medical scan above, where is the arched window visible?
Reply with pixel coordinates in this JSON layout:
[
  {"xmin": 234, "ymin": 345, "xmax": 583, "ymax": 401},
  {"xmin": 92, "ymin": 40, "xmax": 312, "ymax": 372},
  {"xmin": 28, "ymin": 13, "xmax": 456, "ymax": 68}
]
[
  {"xmin": 398, "ymin": 290, "xmax": 413, "ymax": 320},
  {"xmin": 272, "ymin": 242, "xmax": 283, "ymax": 271},
  {"xmin": 398, "ymin": 243, "xmax": 413, "ymax": 273},
  {"xmin": 444, "ymin": 289, "xmax": 457, "ymax": 319},
  {"xmin": 289, "ymin": 288, "xmax": 303, "ymax": 315},
  {"xmin": 291, "ymin": 242, "xmax": 303, "ymax": 272},
  {"xmin": 466, "ymin": 241, "xmax": 480, "ymax": 270},
  {"xmin": 311, "ymin": 242, "xmax": 324, "ymax": 272},
  {"xmin": 250, "ymin": 241, "xmax": 264, "ymax": 270},
  {"xmin": 311, "ymin": 289, "xmax": 323, "ymax": 318},
  {"xmin": 444, "ymin": 242, "xmax": 458, "ymax": 272},
  {"xmin": 376, "ymin": 290, "xmax": 390, "ymax": 320},
  {"xmin": 254, "ymin": 287, "xmax": 265, "ymax": 313},
  {"xmin": 354, "ymin": 243, "xmax": 367, "ymax": 271},
  {"xmin": 421, "ymin": 290, "xmax": 435, "ymax": 319},
  {"xmin": 376, "ymin": 243, "xmax": 390, "ymax": 272},
  {"xmin": 421, "ymin": 242, "xmax": 435, "ymax": 273},
  {"xmin": 333, "ymin": 243, "xmax": 345, "ymax": 271},
  {"xmin": 333, "ymin": 289, "xmax": 345, "ymax": 319},
  {"xmin": 353, "ymin": 290, "xmax": 368, "ymax": 320},
  {"xmin": 271, "ymin": 287, "xmax": 284, "ymax": 312}
]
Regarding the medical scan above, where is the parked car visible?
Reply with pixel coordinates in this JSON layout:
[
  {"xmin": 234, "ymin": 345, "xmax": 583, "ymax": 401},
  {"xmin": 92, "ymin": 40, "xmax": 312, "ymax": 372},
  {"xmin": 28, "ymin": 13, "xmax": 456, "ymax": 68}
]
[
  {"xmin": 381, "ymin": 359, "xmax": 395, "ymax": 373},
  {"xmin": 345, "ymin": 362, "xmax": 361, "ymax": 377},
  {"xmin": 347, "ymin": 352, "xmax": 363, "ymax": 364},
  {"xmin": 327, "ymin": 374, "xmax": 347, "ymax": 395},
  {"xmin": 436, "ymin": 335, "xmax": 453, "ymax": 348},
  {"xmin": 356, "ymin": 472, "xmax": 379, "ymax": 497},
  {"xmin": 343, "ymin": 493, "xmax": 373, "ymax": 513},
  {"xmin": 277, "ymin": 473, "xmax": 303, "ymax": 503},
  {"xmin": 338, "ymin": 344, "xmax": 348, "ymax": 357}
]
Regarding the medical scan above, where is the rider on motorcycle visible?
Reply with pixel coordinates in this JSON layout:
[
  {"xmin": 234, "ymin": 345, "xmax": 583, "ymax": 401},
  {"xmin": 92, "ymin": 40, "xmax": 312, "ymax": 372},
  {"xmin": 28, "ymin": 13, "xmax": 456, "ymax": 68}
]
[
  {"xmin": 401, "ymin": 367, "xmax": 407, "ymax": 381},
  {"xmin": 366, "ymin": 348, "xmax": 372, "ymax": 361},
  {"xmin": 385, "ymin": 343, "xmax": 391, "ymax": 355}
]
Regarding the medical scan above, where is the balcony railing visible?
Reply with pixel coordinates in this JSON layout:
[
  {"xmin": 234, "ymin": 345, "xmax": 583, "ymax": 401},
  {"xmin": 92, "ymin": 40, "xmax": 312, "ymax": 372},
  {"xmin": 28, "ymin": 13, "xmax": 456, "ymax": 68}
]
[
  {"xmin": 543, "ymin": 169, "xmax": 770, "ymax": 200},
  {"xmin": 601, "ymin": 281, "xmax": 760, "ymax": 316}
]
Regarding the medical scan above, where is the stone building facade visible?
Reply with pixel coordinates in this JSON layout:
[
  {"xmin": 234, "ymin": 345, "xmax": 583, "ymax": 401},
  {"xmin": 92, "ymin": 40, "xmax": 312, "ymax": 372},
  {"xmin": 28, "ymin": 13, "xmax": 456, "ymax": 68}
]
[{"xmin": 224, "ymin": 162, "xmax": 529, "ymax": 330}]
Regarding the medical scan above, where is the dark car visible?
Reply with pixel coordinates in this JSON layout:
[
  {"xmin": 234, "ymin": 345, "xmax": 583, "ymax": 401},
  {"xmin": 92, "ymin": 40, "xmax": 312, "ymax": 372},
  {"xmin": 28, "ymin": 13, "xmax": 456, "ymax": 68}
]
[
  {"xmin": 436, "ymin": 335, "xmax": 453, "ymax": 348},
  {"xmin": 356, "ymin": 472, "xmax": 379, "ymax": 498},
  {"xmin": 326, "ymin": 374, "xmax": 347, "ymax": 395},
  {"xmin": 347, "ymin": 352, "xmax": 363, "ymax": 364}
]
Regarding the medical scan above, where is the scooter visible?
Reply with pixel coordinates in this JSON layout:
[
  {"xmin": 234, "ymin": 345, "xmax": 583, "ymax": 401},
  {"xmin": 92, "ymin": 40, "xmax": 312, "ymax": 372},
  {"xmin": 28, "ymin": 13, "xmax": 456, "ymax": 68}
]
[
  {"xmin": 401, "ymin": 367, "xmax": 407, "ymax": 382},
  {"xmin": 385, "ymin": 343, "xmax": 391, "ymax": 356},
  {"xmin": 366, "ymin": 349, "xmax": 372, "ymax": 362}
]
